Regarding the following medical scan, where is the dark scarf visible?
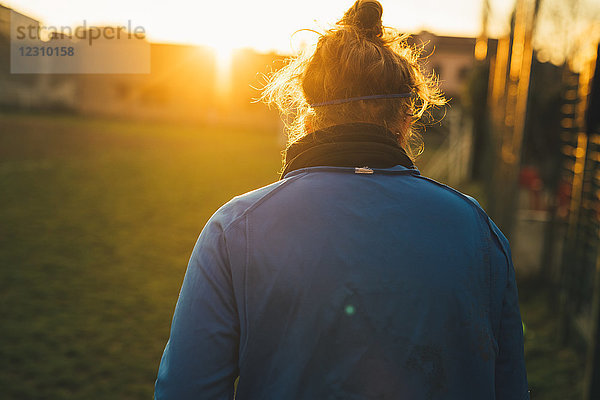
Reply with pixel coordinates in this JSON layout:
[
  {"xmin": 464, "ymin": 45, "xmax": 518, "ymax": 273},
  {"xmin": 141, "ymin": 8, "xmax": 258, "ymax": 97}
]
[{"xmin": 280, "ymin": 122, "xmax": 415, "ymax": 179}]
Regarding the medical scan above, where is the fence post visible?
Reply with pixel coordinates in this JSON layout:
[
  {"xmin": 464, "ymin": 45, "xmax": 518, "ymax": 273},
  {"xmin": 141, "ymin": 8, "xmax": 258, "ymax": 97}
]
[{"xmin": 583, "ymin": 42, "xmax": 600, "ymax": 400}]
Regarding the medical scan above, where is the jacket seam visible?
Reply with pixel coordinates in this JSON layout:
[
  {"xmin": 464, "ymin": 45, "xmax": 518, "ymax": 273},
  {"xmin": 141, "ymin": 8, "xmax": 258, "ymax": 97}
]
[
  {"xmin": 482, "ymin": 212, "xmax": 499, "ymax": 353},
  {"xmin": 413, "ymin": 174, "xmax": 502, "ymax": 353},
  {"xmin": 221, "ymin": 172, "xmax": 308, "ymax": 370},
  {"xmin": 239, "ymin": 213, "xmax": 250, "ymax": 369},
  {"xmin": 485, "ymin": 217, "xmax": 514, "ymax": 366},
  {"xmin": 469, "ymin": 197, "xmax": 496, "ymax": 347},
  {"xmin": 218, "ymin": 224, "xmax": 245, "ymax": 374}
]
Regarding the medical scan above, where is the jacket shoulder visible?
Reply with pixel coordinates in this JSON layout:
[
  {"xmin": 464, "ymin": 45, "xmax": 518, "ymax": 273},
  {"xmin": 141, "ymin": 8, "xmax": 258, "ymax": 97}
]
[
  {"xmin": 207, "ymin": 172, "xmax": 307, "ymax": 233},
  {"xmin": 413, "ymin": 175, "xmax": 488, "ymax": 216},
  {"xmin": 414, "ymin": 175, "xmax": 511, "ymax": 251}
]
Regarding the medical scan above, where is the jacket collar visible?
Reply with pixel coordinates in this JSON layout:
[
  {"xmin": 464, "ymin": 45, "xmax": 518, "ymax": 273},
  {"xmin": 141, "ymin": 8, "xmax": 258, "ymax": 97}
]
[{"xmin": 280, "ymin": 122, "xmax": 415, "ymax": 179}]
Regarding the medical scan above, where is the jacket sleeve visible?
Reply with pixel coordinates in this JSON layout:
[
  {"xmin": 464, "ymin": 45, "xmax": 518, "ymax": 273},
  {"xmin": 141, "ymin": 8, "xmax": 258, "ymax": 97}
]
[
  {"xmin": 489, "ymin": 218, "xmax": 530, "ymax": 400},
  {"xmin": 155, "ymin": 216, "xmax": 240, "ymax": 400}
]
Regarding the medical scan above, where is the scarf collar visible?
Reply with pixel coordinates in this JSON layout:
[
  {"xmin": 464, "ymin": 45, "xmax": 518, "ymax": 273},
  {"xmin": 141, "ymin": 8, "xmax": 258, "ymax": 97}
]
[{"xmin": 280, "ymin": 122, "xmax": 415, "ymax": 179}]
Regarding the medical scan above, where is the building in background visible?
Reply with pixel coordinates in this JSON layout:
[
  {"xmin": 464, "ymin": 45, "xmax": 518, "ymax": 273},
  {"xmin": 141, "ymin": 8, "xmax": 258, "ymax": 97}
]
[
  {"xmin": 0, "ymin": 4, "xmax": 62, "ymax": 110},
  {"xmin": 410, "ymin": 31, "xmax": 497, "ymax": 100},
  {"xmin": 74, "ymin": 43, "xmax": 216, "ymax": 121},
  {"xmin": 0, "ymin": 4, "xmax": 217, "ymax": 121}
]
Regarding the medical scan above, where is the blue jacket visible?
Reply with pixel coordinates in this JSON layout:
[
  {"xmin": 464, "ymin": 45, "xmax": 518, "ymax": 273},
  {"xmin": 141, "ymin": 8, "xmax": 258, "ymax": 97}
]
[{"xmin": 155, "ymin": 164, "xmax": 529, "ymax": 399}]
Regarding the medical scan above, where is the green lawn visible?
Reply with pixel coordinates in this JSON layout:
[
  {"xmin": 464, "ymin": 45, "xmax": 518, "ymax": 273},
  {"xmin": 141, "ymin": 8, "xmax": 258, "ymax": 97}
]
[
  {"xmin": 0, "ymin": 113, "xmax": 584, "ymax": 399},
  {"xmin": 519, "ymin": 280, "xmax": 586, "ymax": 399},
  {"xmin": 0, "ymin": 113, "xmax": 282, "ymax": 399}
]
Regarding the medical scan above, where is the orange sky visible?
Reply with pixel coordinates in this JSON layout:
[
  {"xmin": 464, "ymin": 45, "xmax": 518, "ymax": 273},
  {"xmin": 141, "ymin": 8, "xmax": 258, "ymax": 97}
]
[{"xmin": 2, "ymin": 0, "xmax": 518, "ymax": 54}]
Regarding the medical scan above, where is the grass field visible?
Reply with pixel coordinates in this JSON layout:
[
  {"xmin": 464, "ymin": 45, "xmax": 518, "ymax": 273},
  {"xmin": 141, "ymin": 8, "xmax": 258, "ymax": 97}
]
[
  {"xmin": 0, "ymin": 112, "xmax": 584, "ymax": 399},
  {"xmin": 0, "ymin": 113, "xmax": 282, "ymax": 399}
]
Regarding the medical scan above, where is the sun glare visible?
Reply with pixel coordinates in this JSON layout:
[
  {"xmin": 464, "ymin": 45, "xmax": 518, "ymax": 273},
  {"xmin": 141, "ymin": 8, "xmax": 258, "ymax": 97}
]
[{"xmin": 213, "ymin": 44, "xmax": 234, "ymax": 104}]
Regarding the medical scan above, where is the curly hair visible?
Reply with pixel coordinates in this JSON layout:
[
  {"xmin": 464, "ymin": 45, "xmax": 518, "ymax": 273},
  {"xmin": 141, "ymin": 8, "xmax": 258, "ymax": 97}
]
[{"xmin": 260, "ymin": 0, "xmax": 446, "ymax": 162}]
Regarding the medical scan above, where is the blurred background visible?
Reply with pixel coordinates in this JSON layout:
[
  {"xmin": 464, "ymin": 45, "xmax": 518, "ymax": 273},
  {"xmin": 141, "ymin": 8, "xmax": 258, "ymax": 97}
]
[{"xmin": 0, "ymin": 0, "xmax": 599, "ymax": 399}]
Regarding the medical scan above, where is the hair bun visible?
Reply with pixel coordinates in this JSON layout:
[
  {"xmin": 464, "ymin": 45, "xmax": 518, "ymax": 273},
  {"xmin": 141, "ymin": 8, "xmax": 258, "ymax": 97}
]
[
  {"xmin": 338, "ymin": 0, "xmax": 383, "ymax": 37},
  {"xmin": 355, "ymin": 0, "xmax": 383, "ymax": 29}
]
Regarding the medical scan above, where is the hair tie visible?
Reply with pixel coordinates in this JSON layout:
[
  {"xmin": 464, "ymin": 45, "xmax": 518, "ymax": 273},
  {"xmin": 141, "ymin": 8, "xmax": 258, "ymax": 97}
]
[{"xmin": 310, "ymin": 93, "xmax": 412, "ymax": 107}]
